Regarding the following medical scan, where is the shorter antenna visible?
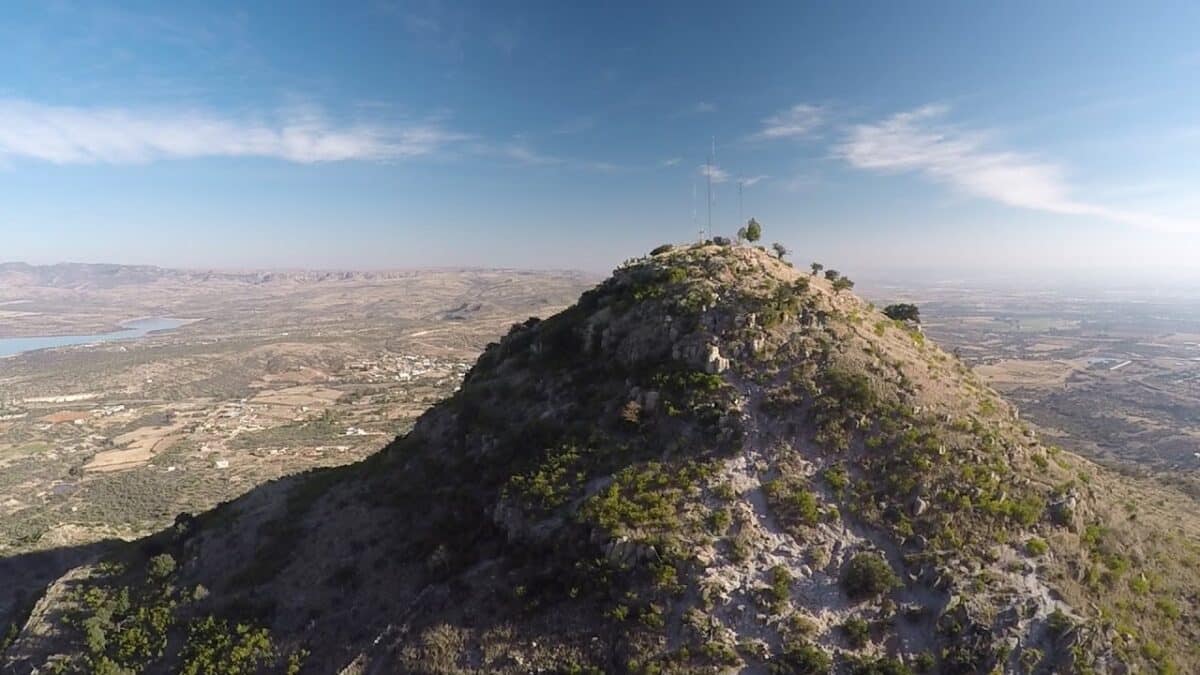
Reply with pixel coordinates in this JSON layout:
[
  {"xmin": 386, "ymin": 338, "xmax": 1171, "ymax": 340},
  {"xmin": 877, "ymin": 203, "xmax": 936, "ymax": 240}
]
[
  {"xmin": 738, "ymin": 179, "xmax": 744, "ymax": 225},
  {"xmin": 706, "ymin": 137, "xmax": 713, "ymax": 240}
]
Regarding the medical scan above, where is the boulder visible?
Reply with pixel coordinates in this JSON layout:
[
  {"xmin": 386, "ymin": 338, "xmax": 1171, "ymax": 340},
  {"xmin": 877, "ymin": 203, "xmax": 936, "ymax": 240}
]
[{"xmin": 704, "ymin": 344, "xmax": 729, "ymax": 374}]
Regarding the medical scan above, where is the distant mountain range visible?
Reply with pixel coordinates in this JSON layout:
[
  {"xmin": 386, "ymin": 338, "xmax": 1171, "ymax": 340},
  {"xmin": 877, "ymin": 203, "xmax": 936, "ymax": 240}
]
[{"xmin": 0, "ymin": 261, "xmax": 590, "ymax": 290}]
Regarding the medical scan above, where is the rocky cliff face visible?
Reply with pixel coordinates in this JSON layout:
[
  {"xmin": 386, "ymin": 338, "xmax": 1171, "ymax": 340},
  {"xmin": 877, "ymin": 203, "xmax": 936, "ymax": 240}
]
[{"xmin": 4, "ymin": 243, "xmax": 1197, "ymax": 674}]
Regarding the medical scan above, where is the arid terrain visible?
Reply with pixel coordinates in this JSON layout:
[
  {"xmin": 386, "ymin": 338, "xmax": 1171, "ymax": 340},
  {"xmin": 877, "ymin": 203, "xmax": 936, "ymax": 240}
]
[
  {"xmin": 4, "ymin": 245, "xmax": 1197, "ymax": 674},
  {"xmin": 860, "ymin": 278, "xmax": 1200, "ymax": 497},
  {"xmin": 0, "ymin": 263, "xmax": 593, "ymax": 559}
]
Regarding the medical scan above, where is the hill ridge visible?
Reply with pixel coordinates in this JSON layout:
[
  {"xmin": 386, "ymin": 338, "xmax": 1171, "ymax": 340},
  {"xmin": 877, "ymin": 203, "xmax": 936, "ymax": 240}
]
[{"xmin": 3, "ymin": 242, "xmax": 1197, "ymax": 674}]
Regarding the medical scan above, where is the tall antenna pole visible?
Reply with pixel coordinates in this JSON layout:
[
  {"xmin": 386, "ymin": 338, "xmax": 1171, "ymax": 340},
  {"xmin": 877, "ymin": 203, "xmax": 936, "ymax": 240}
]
[
  {"xmin": 738, "ymin": 180, "xmax": 744, "ymax": 225},
  {"xmin": 692, "ymin": 183, "xmax": 701, "ymax": 242},
  {"xmin": 706, "ymin": 137, "xmax": 715, "ymax": 239}
]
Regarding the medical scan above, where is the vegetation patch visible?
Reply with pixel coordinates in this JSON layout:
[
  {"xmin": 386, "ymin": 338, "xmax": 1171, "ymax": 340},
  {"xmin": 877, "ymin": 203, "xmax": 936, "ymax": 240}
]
[{"xmin": 841, "ymin": 552, "xmax": 900, "ymax": 600}]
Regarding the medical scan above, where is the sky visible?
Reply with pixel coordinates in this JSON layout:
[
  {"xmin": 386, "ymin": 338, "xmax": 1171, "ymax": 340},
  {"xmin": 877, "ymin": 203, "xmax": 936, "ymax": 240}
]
[{"xmin": 2, "ymin": 1, "xmax": 1199, "ymax": 281}]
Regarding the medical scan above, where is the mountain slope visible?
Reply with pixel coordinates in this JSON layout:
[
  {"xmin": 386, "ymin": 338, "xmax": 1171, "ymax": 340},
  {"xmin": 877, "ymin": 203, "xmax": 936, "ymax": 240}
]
[{"xmin": 4, "ymin": 243, "xmax": 1198, "ymax": 674}]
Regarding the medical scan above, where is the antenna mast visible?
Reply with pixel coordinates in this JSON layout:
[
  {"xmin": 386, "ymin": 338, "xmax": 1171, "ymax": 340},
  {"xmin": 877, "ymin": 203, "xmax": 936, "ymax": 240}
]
[
  {"xmin": 706, "ymin": 137, "xmax": 713, "ymax": 240},
  {"xmin": 738, "ymin": 179, "xmax": 744, "ymax": 225}
]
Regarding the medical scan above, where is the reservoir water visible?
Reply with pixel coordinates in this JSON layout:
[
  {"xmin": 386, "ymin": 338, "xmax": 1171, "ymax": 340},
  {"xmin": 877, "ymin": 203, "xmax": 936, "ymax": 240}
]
[{"xmin": 0, "ymin": 317, "xmax": 191, "ymax": 358}]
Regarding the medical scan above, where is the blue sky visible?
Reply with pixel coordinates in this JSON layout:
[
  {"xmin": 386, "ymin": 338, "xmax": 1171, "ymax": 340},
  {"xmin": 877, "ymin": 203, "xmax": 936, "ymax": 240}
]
[{"xmin": 2, "ymin": 1, "xmax": 1199, "ymax": 279}]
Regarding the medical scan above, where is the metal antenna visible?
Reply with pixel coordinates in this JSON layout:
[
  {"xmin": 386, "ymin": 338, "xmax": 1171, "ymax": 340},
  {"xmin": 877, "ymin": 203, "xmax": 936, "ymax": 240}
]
[
  {"xmin": 738, "ymin": 179, "xmax": 744, "ymax": 226},
  {"xmin": 706, "ymin": 138, "xmax": 713, "ymax": 240}
]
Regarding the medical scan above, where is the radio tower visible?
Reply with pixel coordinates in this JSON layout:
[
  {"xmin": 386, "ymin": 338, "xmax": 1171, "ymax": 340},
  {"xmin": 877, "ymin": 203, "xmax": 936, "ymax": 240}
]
[
  {"xmin": 738, "ymin": 179, "xmax": 744, "ymax": 225},
  {"xmin": 705, "ymin": 137, "xmax": 714, "ymax": 240}
]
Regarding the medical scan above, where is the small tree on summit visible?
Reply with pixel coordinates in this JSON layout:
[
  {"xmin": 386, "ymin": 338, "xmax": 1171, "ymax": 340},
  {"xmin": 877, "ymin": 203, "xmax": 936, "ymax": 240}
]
[
  {"xmin": 772, "ymin": 242, "xmax": 789, "ymax": 260},
  {"xmin": 745, "ymin": 218, "xmax": 762, "ymax": 243},
  {"xmin": 824, "ymin": 269, "xmax": 840, "ymax": 282},
  {"xmin": 736, "ymin": 226, "xmax": 748, "ymax": 243},
  {"xmin": 832, "ymin": 277, "xmax": 854, "ymax": 295},
  {"xmin": 810, "ymin": 262, "xmax": 823, "ymax": 276}
]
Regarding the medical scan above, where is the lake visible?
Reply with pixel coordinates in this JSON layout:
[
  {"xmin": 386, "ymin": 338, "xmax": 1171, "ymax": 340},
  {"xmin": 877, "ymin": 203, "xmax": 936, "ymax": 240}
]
[{"xmin": 0, "ymin": 317, "xmax": 192, "ymax": 358}]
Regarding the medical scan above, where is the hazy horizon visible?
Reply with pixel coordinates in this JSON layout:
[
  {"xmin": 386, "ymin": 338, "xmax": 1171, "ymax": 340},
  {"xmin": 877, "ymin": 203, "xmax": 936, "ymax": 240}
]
[
  {"xmin": 7, "ymin": 254, "xmax": 1200, "ymax": 295},
  {"xmin": 3, "ymin": 2, "xmax": 1200, "ymax": 278}
]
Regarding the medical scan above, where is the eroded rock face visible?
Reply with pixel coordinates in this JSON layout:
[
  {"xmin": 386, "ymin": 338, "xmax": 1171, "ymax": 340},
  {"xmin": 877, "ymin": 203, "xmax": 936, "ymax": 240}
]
[{"xmin": 703, "ymin": 344, "xmax": 729, "ymax": 374}]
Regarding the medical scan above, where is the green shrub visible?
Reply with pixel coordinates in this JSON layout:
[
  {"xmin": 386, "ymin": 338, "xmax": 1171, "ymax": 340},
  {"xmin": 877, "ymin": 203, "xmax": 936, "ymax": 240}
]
[
  {"xmin": 1129, "ymin": 575, "xmax": 1151, "ymax": 594},
  {"xmin": 883, "ymin": 304, "xmax": 920, "ymax": 323},
  {"xmin": 1046, "ymin": 609, "xmax": 1073, "ymax": 635},
  {"xmin": 822, "ymin": 465, "xmax": 849, "ymax": 495},
  {"xmin": 766, "ymin": 565, "xmax": 792, "ymax": 612},
  {"xmin": 841, "ymin": 617, "xmax": 870, "ymax": 648},
  {"xmin": 769, "ymin": 642, "xmax": 830, "ymax": 675},
  {"xmin": 506, "ymin": 446, "xmax": 585, "ymax": 511},
  {"xmin": 708, "ymin": 508, "xmax": 732, "ymax": 534},
  {"xmin": 581, "ymin": 461, "xmax": 716, "ymax": 535},
  {"xmin": 765, "ymin": 478, "xmax": 821, "ymax": 528},
  {"xmin": 147, "ymin": 553, "xmax": 177, "ymax": 581},
  {"xmin": 1156, "ymin": 598, "xmax": 1181, "ymax": 620},
  {"xmin": 179, "ymin": 617, "xmax": 275, "ymax": 675},
  {"xmin": 841, "ymin": 552, "xmax": 899, "ymax": 600},
  {"xmin": 1081, "ymin": 523, "xmax": 1105, "ymax": 551},
  {"xmin": 1026, "ymin": 537, "xmax": 1049, "ymax": 557},
  {"xmin": 849, "ymin": 656, "xmax": 914, "ymax": 675}
]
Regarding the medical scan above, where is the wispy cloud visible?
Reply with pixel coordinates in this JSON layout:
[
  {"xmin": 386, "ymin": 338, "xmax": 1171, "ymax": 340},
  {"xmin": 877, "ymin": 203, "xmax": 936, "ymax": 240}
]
[
  {"xmin": 0, "ymin": 99, "xmax": 468, "ymax": 164},
  {"xmin": 779, "ymin": 173, "xmax": 821, "ymax": 193},
  {"xmin": 694, "ymin": 101, "xmax": 717, "ymax": 113},
  {"xmin": 754, "ymin": 103, "xmax": 823, "ymax": 140},
  {"xmin": 839, "ymin": 105, "xmax": 1197, "ymax": 232},
  {"xmin": 738, "ymin": 175, "xmax": 768, "ymax": 186},
  {"xmin": 550, "ymin": 116, "xmax": 595, "ymax": 136},
  {"xmin": 660, "ymin": 157, "xmax": 682, "ymax": 167},
  {"xmin": 490, "ymin": 142, "xmax": 562, "ymax": 166},
  {"xmin": 480, "ymin": 141, "xmax": 622, "ymax": 172},
  {"xmin": 386, "ymin": 0, "xmax": 468, "ymax": 58},
  {"xmin": 699, "ymin": 164, "xmax": 729, "ymax": 183}
]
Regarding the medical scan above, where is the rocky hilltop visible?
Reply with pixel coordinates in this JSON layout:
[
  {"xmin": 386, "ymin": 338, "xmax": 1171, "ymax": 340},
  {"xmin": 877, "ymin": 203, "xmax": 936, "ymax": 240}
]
[{"xmin": 3, "ymin": 243, "xmax": 1197, "ymax": 674}]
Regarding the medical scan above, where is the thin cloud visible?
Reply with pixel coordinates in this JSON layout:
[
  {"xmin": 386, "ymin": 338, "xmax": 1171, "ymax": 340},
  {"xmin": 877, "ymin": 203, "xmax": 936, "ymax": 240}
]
[
  {"xmin": 698, "ymin": 164, "xmax": 729, "ymax": 183},
  {"xmin": 779, "ymin": 173, "xmax": 821, "ymax": 193},
  {"xmin": 694, "ymin": 102, "xmax": 717, "ymax": 113},
  {"xmin": 482, "ymin": 141, "xmax": 623, "ymax": 172},
  {"xmin": 754, "ymin": 104, "xmax": 823, "ymax": 140},
  {"xmin": 0, "ymin": 99, "xmax": 468, "ymax": 164},
  {"xmin": 660, "ymin": 157, "xmax": 682, "ymax": 167},
  {"xmin": 739, "ymin": 175, "xmax": 768, "ymax": 186},
  {"xmin": 839, "ymin": 105, "xmax": 1198, "ymax": 232},
  {"xmin": 491, "ymin": 142, "xmax": 562, "ymax": 166},
  {"xmin": 550, "ymin": 115, "xmax": 595, "ymax": 136}
]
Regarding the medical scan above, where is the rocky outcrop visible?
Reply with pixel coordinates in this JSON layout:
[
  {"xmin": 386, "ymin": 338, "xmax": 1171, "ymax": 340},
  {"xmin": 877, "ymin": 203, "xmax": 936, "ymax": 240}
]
[{"xmin": 5, "ymin": 243, "xmax": 1193, "ymax": 675}]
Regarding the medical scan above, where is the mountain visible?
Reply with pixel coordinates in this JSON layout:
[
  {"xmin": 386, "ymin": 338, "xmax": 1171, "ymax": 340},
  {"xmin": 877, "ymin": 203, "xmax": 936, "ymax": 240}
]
[
  {"xmin": 3, "ymin": 244, "xmax": 1197, "ymax": 674},
  {"xmin": 0, "ymin": 262, "xmax": 585, "ymax": 291}
]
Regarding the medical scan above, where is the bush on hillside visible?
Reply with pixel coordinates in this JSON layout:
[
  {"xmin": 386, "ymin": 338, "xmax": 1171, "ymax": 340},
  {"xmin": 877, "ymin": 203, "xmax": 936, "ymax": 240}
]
[
  {"xmin": 841, "ymin": 552, "xmax": 900, "ymax": 600},
  {"xmin": 883, "ymin": 303, "xmax": 920, "ymax": 323}
]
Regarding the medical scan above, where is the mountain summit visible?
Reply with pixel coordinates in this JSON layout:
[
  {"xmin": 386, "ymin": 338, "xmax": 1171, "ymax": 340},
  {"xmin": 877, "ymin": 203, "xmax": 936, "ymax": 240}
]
[{"xmin": 4, "ymin": 243, "xmax": 1197, "ymax": 674}]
